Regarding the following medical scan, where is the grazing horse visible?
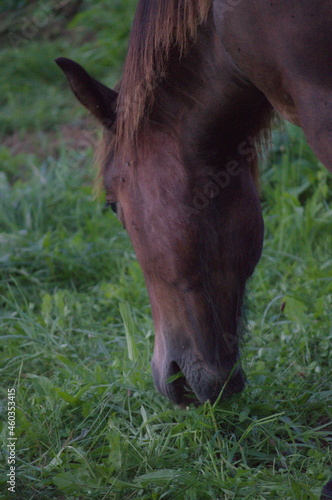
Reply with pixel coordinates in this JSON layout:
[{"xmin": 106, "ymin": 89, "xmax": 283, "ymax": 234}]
[{"xmin": 56, "ymin": 0, "xmax": 332, "ymax": 406}]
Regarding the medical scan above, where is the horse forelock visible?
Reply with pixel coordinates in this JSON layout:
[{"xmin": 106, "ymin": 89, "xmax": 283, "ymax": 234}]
[{"xmin": 114, "ymin": 0, "xmax": 212, "ymax": 151}]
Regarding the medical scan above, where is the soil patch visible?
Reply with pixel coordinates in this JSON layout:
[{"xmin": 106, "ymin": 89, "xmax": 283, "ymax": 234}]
[{"xmin": 3, "ymin": 119, "xmax": 98, "ymax": 159}]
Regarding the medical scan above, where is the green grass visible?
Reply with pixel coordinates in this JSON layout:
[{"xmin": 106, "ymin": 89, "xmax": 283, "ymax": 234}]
[{"xmin": 0, "ymin": 2, "xmax": 331, "ymax": 499}]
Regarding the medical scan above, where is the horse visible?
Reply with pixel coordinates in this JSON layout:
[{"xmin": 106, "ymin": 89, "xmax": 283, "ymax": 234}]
[{"xmin": 56, "ymin": 0, "xmax": 332, "ymax": 407}]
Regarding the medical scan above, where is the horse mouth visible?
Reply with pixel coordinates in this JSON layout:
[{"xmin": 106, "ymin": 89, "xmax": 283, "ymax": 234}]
[{"xmin": 152, "ymin": 359, "xmax": 246, "ymax": 406}]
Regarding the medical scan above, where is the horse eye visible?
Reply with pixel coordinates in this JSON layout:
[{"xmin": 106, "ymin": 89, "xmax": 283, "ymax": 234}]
[{"xmin": 105, "ymin": 201, "xmax": 117, "ymax": 214}]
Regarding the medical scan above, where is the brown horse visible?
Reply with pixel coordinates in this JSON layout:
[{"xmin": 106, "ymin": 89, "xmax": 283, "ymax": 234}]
[{"xmin": 56, "ymin": 0, "xmax": 332, "ymax": 406}]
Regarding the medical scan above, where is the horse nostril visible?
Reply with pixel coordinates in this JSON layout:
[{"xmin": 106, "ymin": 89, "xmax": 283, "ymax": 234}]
[
  {"xmin": 164, "ymin": 361, "xmax": 189, "ymax": 404},
  {"xmin": 152, "ymin": 358, "xmax": 198, "ymax": 405}
]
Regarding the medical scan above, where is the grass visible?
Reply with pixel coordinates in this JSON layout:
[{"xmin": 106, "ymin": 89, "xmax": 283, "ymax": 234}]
[{"xmin": 0, "ymin": 1, "xmax": 331, "ymax": 499}]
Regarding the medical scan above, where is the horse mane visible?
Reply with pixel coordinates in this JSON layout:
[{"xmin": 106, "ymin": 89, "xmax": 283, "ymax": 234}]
[
  {"xmin": 95, "ymin": 0, "xmax": 273, "ymax": 191},
  {"xmin": 115, "ymin": 0, "xmax": 212, "ymax": 149}
]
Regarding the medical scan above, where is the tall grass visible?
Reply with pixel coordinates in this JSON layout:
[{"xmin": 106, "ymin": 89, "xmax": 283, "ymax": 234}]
[{"xmin": 0, "ymin": 2, "xmax": 331, "ymax": 498}]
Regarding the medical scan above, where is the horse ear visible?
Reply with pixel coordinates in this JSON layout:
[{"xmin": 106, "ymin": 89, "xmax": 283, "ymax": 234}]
[{"xmin": 55, "ymin": 57, "xmax": 117, "ymax": 128}]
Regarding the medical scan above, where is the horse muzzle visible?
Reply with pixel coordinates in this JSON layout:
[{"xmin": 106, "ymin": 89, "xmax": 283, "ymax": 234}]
[{"xmin": 151, "ymin": 352, "xmax": 246, "ymax": 406}]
